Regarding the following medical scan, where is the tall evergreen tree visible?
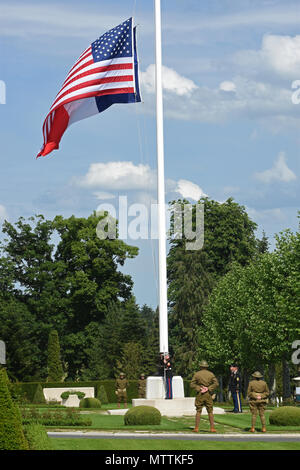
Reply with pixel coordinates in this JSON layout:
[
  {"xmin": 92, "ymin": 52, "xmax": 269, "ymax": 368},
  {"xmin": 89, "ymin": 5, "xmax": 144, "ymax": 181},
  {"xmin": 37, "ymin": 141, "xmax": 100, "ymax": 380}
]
[{"xmin": 47, "ymin": 330, "xmax": 63, "ymax": 382}]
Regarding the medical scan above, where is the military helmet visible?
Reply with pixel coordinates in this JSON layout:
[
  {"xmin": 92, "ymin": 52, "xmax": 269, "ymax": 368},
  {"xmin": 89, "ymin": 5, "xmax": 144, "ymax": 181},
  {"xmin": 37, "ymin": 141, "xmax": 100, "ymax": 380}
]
[
  {"xmin": 120, "ymin": 372, "xmax": 125, "ymax": 377},
  {"xmin": 140, "ymin": 373, "xmax": 145, "ymax": 377},
  {"xmin": 252, "ymin": 371, "xmax": 263, "ymax": 378},
  {"xmin": 199, "ymin": 360, "xmax": 209, "ymax": 368}
]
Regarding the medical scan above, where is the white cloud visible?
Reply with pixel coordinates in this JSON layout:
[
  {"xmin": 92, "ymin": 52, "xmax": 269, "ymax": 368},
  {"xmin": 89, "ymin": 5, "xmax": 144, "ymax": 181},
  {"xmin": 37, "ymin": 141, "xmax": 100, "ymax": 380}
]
[
  {"xmin": 77, "ymin": 161, "xmax": 157, "ymax": 191},
  {"xmin": 234, "ymin": 34, "xmax": 300, "ymax": 79},
  {"xmin": 140, "ymin": 64, "xmax": 198, "ymax": 96},
  {"xmin": 174, "ymin": 179, "xmax": 207, "ymax": 201},
  {"xmin": 255, "ymin": 152, "xmax": 297, "ymax": 183},
  {"xmin": 219, "ymin": 81, "xmax": 236, "ymax": 92}
]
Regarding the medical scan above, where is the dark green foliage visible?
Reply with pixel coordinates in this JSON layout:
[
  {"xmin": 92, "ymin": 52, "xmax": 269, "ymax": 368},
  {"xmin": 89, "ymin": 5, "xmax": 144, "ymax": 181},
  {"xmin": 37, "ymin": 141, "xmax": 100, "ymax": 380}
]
[
  {"xmin": 0, "ymin": 368, "xmax": 28, "ymax": 450},
  {"xmin": 167, "ymin": 198, "xmax": 258, "ymax": 376},
  {"xmin": 124, "ymin": 406, "xmax": 161, "ymax": 425},
  {"xmin": 14, "ymin": 380, "xmax": 141, "ymax": 404},
  {"xmin": 97, "ymin": 385, "xmax": 108, "ymax": 404},
  {"xmin": 0, "ymin": 213, "xmax": 138, "ymax": 380},
  {"xmin": 32, "ymin": 383, "xmax": 46, "ymax": 404},
  {"xmin": 23, "ymin": 423, "xmax": 53, "ymax": 450},
  {"xmin": 79, "ymin": 397, "xmax": 101, "ymax": 408},
  {"xmin": 21, "ymin": 407, "xmax": 92, "ymax": 426},
  {"xmin": 60, "ymin": 390, "xmax": 85, "ymax": 400},
  {"xmin": 47, "ymin": 330, "xmax": 63, "ymax": 382},
  {"xmin": 269, "ymin": 407, "xmax": 300, "ymax": 426}
]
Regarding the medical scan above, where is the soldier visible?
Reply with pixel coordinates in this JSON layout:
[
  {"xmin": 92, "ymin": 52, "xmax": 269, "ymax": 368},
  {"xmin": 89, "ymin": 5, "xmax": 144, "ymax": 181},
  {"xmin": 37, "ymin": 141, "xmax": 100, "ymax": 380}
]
[
  {"xmin": 190, "ymin": 360, "xmax": 219, "ymax": 433},
  {"xmin": 115, "ymin": 372, "xmax": 129, "ymax": 408},
  {"xmin": 229, "ymin": 363, "xmax": 243, "ymax": 413},
  {"xmin": 164, "ymin": 355, "xmax": 173, "ymax": 399},
  {"xmin": 247, "ymin": 371, "xmax": 270, "ymax": 433},
  {"xmin": 138, "ymin": 373, "xmax": 147, "ymax": 399}
]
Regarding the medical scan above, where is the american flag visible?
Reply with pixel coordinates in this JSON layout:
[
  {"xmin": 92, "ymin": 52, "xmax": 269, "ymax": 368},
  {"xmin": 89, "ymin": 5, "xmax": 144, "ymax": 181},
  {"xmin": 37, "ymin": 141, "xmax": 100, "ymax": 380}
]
[{"xmin": 37, "ymin": 18, "xmax": 141, "ymax": 157}]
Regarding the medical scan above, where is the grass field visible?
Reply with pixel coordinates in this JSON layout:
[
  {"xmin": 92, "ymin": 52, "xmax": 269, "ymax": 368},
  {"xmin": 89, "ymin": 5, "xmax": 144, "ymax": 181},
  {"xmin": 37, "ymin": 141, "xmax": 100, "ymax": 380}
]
[
  {"xmin": 45, "ymin": 406, "xmax": 300, "ymax": 451},
  {"xmin": 45, "ymin": 410, "xmax": 300, "ymax": 434},
  {"xmin": 51, "ymin": 438, "xmax": 300, "ymax": 451}
]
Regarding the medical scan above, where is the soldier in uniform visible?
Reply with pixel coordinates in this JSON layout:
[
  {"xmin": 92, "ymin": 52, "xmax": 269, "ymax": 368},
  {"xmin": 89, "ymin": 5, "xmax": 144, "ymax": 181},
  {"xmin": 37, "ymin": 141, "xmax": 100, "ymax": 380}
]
[
  {"xmin": 164, "ymin": 355, "xmax": 173, "ymax": 399},
  {"xmin": 190, "ymin": 360, "xmax": 219, "ymax": 433},
  {"xmin": 138, "ymin": 373, "xmax": 147, "ymax": 399},
  {"xmin": 115, "ymin": 372, "xmax": 129, "ymax": 408},
  {"xmin": 247, "ymin": 371, "xmax": 269, "ymax": 433},
  {"xmin": 229, "ymin": 363, "xmax": 243, "ymax": 413}
]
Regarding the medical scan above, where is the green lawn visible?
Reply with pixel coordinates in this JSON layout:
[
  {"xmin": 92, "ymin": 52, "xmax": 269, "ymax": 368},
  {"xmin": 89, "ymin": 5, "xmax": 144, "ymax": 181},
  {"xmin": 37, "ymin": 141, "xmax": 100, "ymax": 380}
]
[
  {"xmin": 51, "ymin": 438, "xmax": 300, "ymax": 451},
  {"xmin": 44, "ymin": 411, "xmax": 300, "ymax": 434}
]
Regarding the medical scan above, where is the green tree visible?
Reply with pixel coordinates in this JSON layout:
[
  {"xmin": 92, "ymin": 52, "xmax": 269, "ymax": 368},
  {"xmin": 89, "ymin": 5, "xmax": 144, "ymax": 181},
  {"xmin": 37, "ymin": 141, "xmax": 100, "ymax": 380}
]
[
  {"xmin": 0, "ymin": 212, "xmax": 139, "ymax": 380},
  {"xmin": 117, "ymin": 341, "xmax": 144, "ymax": 379},
  {"xmin": 0, "ymin": 298, "xmax": 40, "ymax": 381},
  {"xmin": 167, "ymin": 197, "xmax": 258, "ymax": 376},
  {"xmin": 47, "ymin": 330, "xmax": 63, "ymax": 382}
]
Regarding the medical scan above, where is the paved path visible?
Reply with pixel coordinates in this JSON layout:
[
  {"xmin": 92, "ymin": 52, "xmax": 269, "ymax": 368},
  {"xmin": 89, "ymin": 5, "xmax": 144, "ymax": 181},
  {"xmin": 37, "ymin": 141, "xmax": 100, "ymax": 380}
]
[{"xmin": 48, "ymin": 431, "xmax": 300, "ymax": 442}]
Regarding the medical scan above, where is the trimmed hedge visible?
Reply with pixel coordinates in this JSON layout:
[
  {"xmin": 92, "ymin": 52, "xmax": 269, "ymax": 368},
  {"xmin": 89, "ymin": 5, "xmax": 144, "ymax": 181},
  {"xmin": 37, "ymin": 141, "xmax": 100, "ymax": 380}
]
[
  {"xmin": 61, "ymin": 390, "xmax": 85, "ymax": 400},
  {"xmin": 269, "ymin": 406, "xmax": 300, "ymax": 426},
  {"xmin": 12, "ymin": 379, "xmax": 198, "ymax": 404},
  {"xmin": 23, "ymin": 423, "xmax": 53, "ymax": 450},
  {"xmin": 79, "ymin": 397, "xmax": 101, "ymax": 409},
  {"xmin": 32, "ymin": 384, "xmax": 46, "ymax": 404},
  {"xmin": 0, "ymin": 368, "xmax": 28, "ymax": 450},
  {"xmin": 124, "ymin": 406, "xmax": 161, "ymax": 425}
]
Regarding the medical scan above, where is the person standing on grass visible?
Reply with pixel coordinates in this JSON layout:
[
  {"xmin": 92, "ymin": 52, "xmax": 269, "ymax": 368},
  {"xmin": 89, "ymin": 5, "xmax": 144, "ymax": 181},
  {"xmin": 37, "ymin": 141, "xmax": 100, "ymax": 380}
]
[
  {"xmin": 138, "ymin": 373, "xmax": 147, "ymax": 398},
  {"xmin": 229, "ymin": 363, "xmax": 243, "ymax": 413},
  {"xmin": 115, "ymin": 372, "xmax": 129, "ymax": 409},
  {"xmin": 190, "ymin": 360, "xmax": 219, "ymax": 433},
  {"xmin": 247, "ymin": 371, "xmax": 269, "ymax": 433}
]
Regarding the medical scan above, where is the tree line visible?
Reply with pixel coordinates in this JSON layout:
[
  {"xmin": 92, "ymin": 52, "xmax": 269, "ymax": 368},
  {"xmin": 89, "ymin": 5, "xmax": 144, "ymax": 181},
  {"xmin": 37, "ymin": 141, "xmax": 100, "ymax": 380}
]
[{"xmin": 0, "ymin": 199, "xmax": 299, "ymax": 398}]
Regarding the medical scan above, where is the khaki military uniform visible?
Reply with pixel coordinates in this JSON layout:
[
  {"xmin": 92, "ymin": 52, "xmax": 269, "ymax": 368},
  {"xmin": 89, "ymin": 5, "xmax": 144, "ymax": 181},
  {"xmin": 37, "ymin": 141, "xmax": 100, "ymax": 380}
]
[
  {"xmin": 115, "ymin": 377, "xmax": 129, "ymax": 404},
  {"xmin": 138, "ymin": 378, "xmax": 146, "ymax": 398},
  {"xmin": 247, "ymin": 379, "xmax": 269, "ymax": 429},
  {"xmin": 190, "ymin": 369, "xmax": 219, "ymax": 414}
]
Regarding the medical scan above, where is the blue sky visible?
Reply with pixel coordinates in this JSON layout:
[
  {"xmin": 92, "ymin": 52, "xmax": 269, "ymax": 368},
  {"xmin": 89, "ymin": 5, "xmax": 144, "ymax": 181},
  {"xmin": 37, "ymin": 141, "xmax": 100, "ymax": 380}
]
[{"xmin": 0, "ymin": 0, "xmax": 300, "ymax": 308}]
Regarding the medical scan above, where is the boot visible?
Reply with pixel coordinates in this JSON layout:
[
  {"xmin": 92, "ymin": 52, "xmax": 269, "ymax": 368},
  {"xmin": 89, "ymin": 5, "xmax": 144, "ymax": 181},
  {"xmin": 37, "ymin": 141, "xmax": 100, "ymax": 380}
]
[
  {"xmin": 192, "ymin": 412, "xmax": 201, "ymax": 432},
  {"xmin": 250, "ymin": 427, "xmax": 255, "ymax": 433},
  {"xmin": 262, "ymin": 426, "xmax": 266, "ymax": 433},
  {"xmin": 208, "ymin": 413, "xmax": 216, "ymax": 433}
]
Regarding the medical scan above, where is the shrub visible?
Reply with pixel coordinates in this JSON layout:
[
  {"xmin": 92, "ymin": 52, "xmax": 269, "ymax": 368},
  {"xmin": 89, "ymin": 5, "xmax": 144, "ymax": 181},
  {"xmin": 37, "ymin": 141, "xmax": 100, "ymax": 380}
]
[
  {"xmin": 61, "ymin": 390, "xmax": 85, "ymax": 400},
  {"xmin": 97, "ymin": 385, "xmax": 108, "ymax": 404},
  {"xmin": 79, "ymin": 397, "xmax": 101, "ymax": 409},
  {"xmin": 32, "ymin": 384, "xmax": 46, "ymax": 404},
  {"xmin": 24, "ymin": 423, "xmax": 53, "ymax": 450},
  {"xmin": 21, "ymin": 407, "xmax": 92, "ymax": 426},
  {"xmin": 0, "ymin": 368, "xmax": 28, "ymax": 450},
  {"xmin": 269, "ymin": 406, "xmax": 300, "ymax": 426},
  {"xmin": 124, "ymin": 406, "xmax": 161, "ymax": 426}
]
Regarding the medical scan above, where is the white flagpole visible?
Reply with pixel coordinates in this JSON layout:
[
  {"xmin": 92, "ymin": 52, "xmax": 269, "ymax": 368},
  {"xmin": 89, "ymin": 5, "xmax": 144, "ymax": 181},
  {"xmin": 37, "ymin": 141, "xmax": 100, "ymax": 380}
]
[{"xmin": 154, "ymin": 0, "xmax": 168, "ymax": 354}]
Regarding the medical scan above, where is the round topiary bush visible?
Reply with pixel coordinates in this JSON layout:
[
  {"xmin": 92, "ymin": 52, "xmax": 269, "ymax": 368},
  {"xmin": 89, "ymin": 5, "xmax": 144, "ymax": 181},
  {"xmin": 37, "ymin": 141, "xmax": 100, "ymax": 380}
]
[
  {"xmin": 269, "ymin": 406, "xmax": 300, "ymax": 426},
  {"xmin": 79, "ymin": 397, "xmax": 101, "ymax": 409},
  {"xmin": 124, "ymin": 406, "xmax": 161, "ymax": 426}
]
